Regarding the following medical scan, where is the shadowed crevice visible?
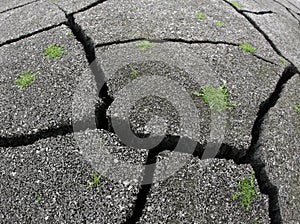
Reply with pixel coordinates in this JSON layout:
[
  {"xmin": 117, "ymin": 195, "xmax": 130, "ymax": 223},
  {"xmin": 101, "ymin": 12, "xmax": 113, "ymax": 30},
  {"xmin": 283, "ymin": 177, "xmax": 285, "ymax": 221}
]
[
  {"xmin": 241, "ymin": 10, "xmax": 274, "ymax": 15},
  {"xmin": 238, "ymin": 64, "xmax": 299, "ymax": 224},
  {"xmin": 64, "ymin": 12, "xmax": 114, "ymax": 130}
]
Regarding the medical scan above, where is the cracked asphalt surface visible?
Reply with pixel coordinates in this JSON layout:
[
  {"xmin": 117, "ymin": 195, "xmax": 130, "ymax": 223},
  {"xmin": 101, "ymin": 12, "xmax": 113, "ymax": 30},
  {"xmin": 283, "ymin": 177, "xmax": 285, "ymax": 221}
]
[{"xmin": 0, "ymin": 0, "xmax": 299, "ymax": 223}]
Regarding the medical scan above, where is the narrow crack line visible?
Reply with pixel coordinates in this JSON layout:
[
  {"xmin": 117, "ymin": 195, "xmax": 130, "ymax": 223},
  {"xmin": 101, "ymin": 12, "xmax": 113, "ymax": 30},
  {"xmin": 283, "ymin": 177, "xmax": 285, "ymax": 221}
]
[
  {"xmin": 252, "ymin": 54, "xmax": 278, "ymax": 65},
  {"xmin": 0, "ymin": 0, "xmax": 41, "ymax": 14},
  {"xmin": 0, "ymin": 118, "xmax": 96, "ymax": 148},
  {"xmin": 223, "ymin": 0, "xmax": 292, "ymax": 64},
  {"xmin": 240, "ymin": 64, "xmax": 299, "ymax": 162},
  {"xmin": 273, "ymin": 0, "xmax": 300, "ymax": 23},
  {"xmin": 95, "ymin": 38, "xmax": 239, "ymax": 48},
  {"xmin": 287, "ymin": 0, "xmax": 300, "ymax": 12},
  {"xmin": 69, "ymin": 0, "xmax": 109, "ymax": 16},
  {"xmin": 96, "ymin": 37, "xmax": 277, "ymax": 65},
  {"xmin": 0, "ymin": 22, "xmax": 65, "ymax": 48},
  {"xmin": 0, "ymin": 125, "xmax": 73, "ymax": 148},
  {"xmin": 241, "ymin": 10, "xmax": 274, "ymax": 15},
  {"xmin": 123, "ymin": 150, "xmax": 158, "ymax": 224}
]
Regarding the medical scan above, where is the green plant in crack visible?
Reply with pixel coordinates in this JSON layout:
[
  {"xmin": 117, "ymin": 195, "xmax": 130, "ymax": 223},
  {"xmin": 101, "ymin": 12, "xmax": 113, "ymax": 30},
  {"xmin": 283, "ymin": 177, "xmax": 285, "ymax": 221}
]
[
  {"xmin": 232, "ymin": 172, "xmax": 258, "ymax": 211},
  {"xmin": 15, "ymin": 70, "xmax": 38, "ymax": 91},
  {"xmin": 194, "ymin": 84, "xmax": 236, "ymax": 112},
  {"xmin": 278, "ymin": 56, "xmax": 287, "ymax": 65},
  {"xmin": 87, "ymin": 170, "xmax": 106, "ymax": 189},
  {"xmin": 239, "ymin": 42, "xmax": 256, "ymax": 54},
  {"xmin": 215, "ymin": 21, "xmax": 225, "ymax": 27},
  {"xmin": 130, "ymin": 66, "xmax": 138, "ymax": 79},
  {"xmin": 43, "ymin": 44, "xmax": 65, "ymax": 60},
  {"xmin": 231, "ymin": 1, "xmax": 242, "ymax": 9},
  {"xmin": 294, "ymin": 103, "xmax": 300, "ymax": 117},
  {"xmin": 35, "ymin": 196, "xmax": 42, "ymax": 204},
  {"xmin": 135, "ymin": 41, "xmax": 154, "ymax": 50},
  {"xmin": 196, "ymin": 12, "xmax": 206, "ymax": 20}
]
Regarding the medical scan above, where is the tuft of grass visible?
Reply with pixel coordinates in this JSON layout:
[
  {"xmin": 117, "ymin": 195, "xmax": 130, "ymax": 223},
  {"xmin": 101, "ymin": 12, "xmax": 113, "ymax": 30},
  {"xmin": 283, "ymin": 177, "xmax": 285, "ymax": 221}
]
[
  {"xmin": 87, "ymin": 170, "xmax": 106, "ymax": 189},
  {"xmin": 135, "ymin": 41, "xmax": 154, "ymax": 50},
  {"xmin": 239, "ymin": 42, "xmax": 256, "ymax": 54},
  {"xmin": 130, "ymin": 67, "xmax": 138, "ymax": 79},
  {"xmin": 43, "ymin": 44, "xmax": 65, "ymax": 60},
  {"xmin": 15, "ymin": 70, "xmax": 38, "ymax": 91},
  {"xmin": 294, "ymin": 103, "xmax": 300, "ymax": 117},
  {"xmin": 195, "ymin": 84, "xmax": 236, "ymax": 112},
  {"xmin": 232, "ymin": 172, "xmax": 258, "ymax": 211},
  {"xmin": 278, "ymin": 56, "xmax": 287, "ymax": 65},
  {"xmin": 215, "ymin": 21, "xmax": 225, "ymax": 27},
  {"xmin": 35, "ymin": 196, "xmax": 42, "ymax": 204},
  {"xmin": 231, "ymin": 1, "xmax": 242, "ymax": 9},
  {"xmin": 196, "ymin": 12, "xmax": 206, "ymax": 20},
  {"xmin": 192, "ymin": 91, "xmax": 201, "ymax": 97}
]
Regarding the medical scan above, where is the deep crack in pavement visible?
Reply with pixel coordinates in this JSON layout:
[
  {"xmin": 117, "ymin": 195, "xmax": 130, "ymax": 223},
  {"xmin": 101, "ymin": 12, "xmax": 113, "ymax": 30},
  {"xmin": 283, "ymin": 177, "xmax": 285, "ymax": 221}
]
[{"xmin": 0, "ymin": 0, "xmax": 299, "ymax": 223}]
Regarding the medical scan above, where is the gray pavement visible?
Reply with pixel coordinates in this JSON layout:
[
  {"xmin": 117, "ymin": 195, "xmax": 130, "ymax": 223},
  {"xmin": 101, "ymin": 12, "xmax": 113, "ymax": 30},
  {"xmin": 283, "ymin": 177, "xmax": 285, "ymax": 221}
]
[
  {"xmin": 0, "ymin": 0, "xmax": 299, "ymax": 223},
  {"xmin": 260, "ymin": 74, "xmax": 300, "ymax": 223}
]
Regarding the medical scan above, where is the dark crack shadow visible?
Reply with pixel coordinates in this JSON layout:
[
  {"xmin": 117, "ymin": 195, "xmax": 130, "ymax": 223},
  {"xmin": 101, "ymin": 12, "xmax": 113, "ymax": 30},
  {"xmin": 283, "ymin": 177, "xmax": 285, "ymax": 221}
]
[{"xmin": 241, "ymin": 10, "xmax": 274, "ymax": 15}]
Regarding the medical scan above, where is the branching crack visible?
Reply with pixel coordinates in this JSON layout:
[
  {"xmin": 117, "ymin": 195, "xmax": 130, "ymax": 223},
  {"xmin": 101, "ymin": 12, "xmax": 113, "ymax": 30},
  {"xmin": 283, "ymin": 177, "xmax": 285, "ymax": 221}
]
[
  {"xmin": 272, "ymin": 0, "xmax": 300, "ymax": 24},
  {"xmin": 119, "ymin": 65, "xmax": 299, "ymax": 224},
  {"xmin": 223, "ymin": 0, "xmax": 292, "ymax": 64}
]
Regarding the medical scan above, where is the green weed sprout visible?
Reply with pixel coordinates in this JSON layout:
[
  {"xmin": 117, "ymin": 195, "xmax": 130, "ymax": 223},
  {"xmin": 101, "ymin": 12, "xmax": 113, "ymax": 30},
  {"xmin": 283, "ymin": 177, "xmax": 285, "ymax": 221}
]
[
  {"xmin": 279, "ymin": 56, "xmax": 287, "ymax": 65},
  {"xmin": 35, "ymin": 196, "xmax": 41, "ymax": 204},
  {"xmin": 44, "ymin": 44, "xmax": 65, "ymax": 59},
  {"xmin": 15, "ymin": 70, "xmax": 38, "ymax": 91},
  {"xmin": 294, "ymin": 103, "xmax": 300, "ymax": 117},
  {"xmin": 135, "ymin": 41, "xmax": 154, "ymax": 50},
  {"xmin": 239, "ymin": 42, "xmax": 256, "ymax": 54},
  {"xmin": 215, "ymin": 21, "xmax": 225, "ymax": 27},
  {"xmin": 196, "ymin": 12, "xmax": 206, "ymax": 20},
  {"xmin": 232, "ymin": 172, "xmax": 258, "ymax": 211},
  {"xmin": 231, "ymin": 1, "xmax": 242, "ymax": 9},
  {"xmin": 87, "ymin": 170, "xmax": 106, "ymax": 189},
  {"xmin": 194, "ymin": 84, "xmax": 236, "ymax": 112},
  {"xmin": 130, "ymin": 66, "xmax": 138, "ymax": 79}
]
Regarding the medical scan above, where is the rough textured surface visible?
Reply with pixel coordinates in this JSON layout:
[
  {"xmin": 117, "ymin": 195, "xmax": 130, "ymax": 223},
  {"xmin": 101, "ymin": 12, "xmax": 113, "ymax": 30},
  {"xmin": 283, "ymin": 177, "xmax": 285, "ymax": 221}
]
[
  {"xmin": 0, "ymin": 130, "xmax": 140, "ymax": 223},
  {"xmin": 0, "ymin": 0, "xmax": 65, "ymax": 45},
  {"xmin": 0, "ymin": 0, "xmax": 38, "ymax": 13},
  {"xmin": 50, "ymin": 0, "xmax": 98, "ymax": 14},
  {"xmin": 0, "ymin": 25, "xmax": 89, "ymax": 138},
  {"xmin": 0, "ymin": 0, "xmax": 299, "ymax": 223},
  {"xmin": 260, "ymin": 74, "xmax": 300, "ymax": 223},
  {"xmin": 138, "ymin": 159, "xmax": 269, "ymax": 224},
  {"xmin": 76, "ymin": 0, "xmax": 280, "ymax": 63},
  {"xmin": 96, "ymin": 42, "xmax": 282, "ymax": 150}
]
